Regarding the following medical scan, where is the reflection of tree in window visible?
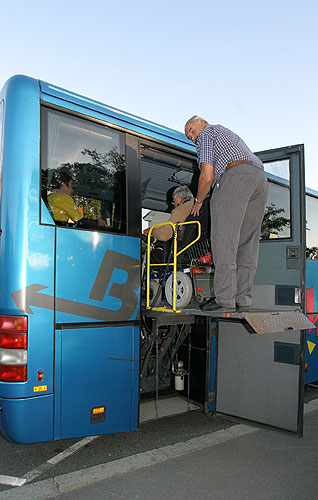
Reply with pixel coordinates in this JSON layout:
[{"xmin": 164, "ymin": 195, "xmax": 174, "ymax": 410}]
[
  {"xmin": 261, "ymin": 202, "xmax": 318, "ymax": 259},
  {"xmin": 261, "ymin": 202, "xmax": 290, "ymax": 239},
  {"xmin": 306, "ymin": 220, "xmax": 318, "ymax": 260},
  {"xmin": 306, "ymin": 246, "xmax": 318, "ymax": 260},
  {"xmin": 44, "ymin": 146, "xmax": 126, "ymax": 232}
]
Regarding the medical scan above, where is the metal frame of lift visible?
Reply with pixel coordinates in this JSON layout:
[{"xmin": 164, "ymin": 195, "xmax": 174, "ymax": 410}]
[{"xmin": 145, "ymin": 220, "xmax": 201, "ymax": 313}]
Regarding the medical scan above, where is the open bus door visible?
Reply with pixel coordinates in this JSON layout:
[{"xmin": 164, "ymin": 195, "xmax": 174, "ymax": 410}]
[{"xmin": 212, "ymin": 144, "xmax": 312, "ymax": 435}]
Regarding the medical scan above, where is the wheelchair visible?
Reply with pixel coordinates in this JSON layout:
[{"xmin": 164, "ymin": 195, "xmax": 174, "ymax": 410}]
[{"xmin": 143, "ymin": 199, "xmax": 214, "ymax": 310}]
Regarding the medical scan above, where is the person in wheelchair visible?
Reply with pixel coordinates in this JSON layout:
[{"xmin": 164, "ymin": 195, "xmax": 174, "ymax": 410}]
[
  {"xmin": 143, "ymin": 186, "xmax": 193, "ymax": 263},
  {"xmin": 144, "ymin": 185, "xmax": 194, "ymax": 241},
  {"xmin": 144, "ymin": 185, "xmax": 210, "ymax": 266},
  {"xmin": 143, "ymin": 185, "xmax": 211, "ymax": 309}
]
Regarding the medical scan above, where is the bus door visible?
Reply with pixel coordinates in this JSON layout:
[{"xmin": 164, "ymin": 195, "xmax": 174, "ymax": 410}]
[
  {"xmin": 41, "ymin": 107, "xmax": 140, "ymax": 440},
  {"xmin": 214, "ymin": 144, "xmax": 310, "ymax": 435}
]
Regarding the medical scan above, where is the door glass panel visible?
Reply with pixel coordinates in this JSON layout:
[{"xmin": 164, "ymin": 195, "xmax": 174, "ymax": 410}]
[
  {"xmin": 262, "ymin": 159, "xmax": 291, "ymax": 239},
  {"xmin": 41, "ymin": 108, "xmax": 126, "ymax": 233},
  {"xmin": 306, "ymin": 194, "xmax": 318, "ymax": 259}
]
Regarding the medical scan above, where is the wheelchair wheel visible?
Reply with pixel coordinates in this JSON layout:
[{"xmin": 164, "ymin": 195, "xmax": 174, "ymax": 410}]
[{"xmin": 165, "ymin": 272, "xmax": 193, "ymax": 308}]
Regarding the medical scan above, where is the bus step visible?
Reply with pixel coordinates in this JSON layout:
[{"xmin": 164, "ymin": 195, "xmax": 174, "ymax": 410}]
[{"xmin": 140, "ymin": 396, "xmax": 199, "ymax": 423}]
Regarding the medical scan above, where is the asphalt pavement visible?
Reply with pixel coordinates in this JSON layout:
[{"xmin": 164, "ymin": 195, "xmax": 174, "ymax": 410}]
[{"xmin": 1, "ymin": 397, "xmax": 317, "ymax": 500}]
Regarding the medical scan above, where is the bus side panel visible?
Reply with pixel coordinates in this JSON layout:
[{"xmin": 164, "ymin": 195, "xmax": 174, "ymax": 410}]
[
  {"xmin": 55, "ymin": 229, "xmax": 140, "ymax": 324},
  {"xmin": 55, "ymin": 325, "xmax": 139, "ymax": 440},
  {"xmin": 0, "ymin": 76, "xmax": 56, "ymax": 443},
  {"xmin": 1, "ymin": 223, "xmax": 55, "ymax": 400},
  {"xmin": 0, "ymin": 395, "xmax": 54, "ymax": 443},
  {"xmin": 1, "ymin": 220, "xmax": 55, "ymax": 440},
  {"xmin": 305, "ymin": 259, "xmax": 318, "ymax": 383},
  {"xmin": 0, "ymin": 75, "xmax": 41, "ymax": 315}
]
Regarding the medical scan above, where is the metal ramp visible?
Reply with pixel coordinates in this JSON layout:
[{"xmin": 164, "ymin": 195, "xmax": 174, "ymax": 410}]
[{"xmin": 179, "ymin": 308, "xmax": 314, "ymax": 335}]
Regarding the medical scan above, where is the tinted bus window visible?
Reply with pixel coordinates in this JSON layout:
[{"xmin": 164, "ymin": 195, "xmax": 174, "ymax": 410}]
[
  {"xmin": 306, "ymin": 194, "xmax": 318, "ymax": 260},
  {"xmin": 41, "ymin": 108, "xmax": 126, "ymax": 233},
  {"xmin": 141, "ymin": 144, "xmax": 196, "ymax": 229},
  {"xmin": 262, "ymin": 159, "xmax": 291, "ymax": 239}
]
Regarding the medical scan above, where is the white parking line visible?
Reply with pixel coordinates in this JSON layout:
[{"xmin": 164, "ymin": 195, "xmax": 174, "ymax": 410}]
[
  {"xmin": 0, "ymin": 435, "xmax": 98, "ymax": 486},
  {"xmin": 47, "ymin": 435, "xmax": 98, "ymax": 465},
  {"xmin": 0, "ymin": 476, "xmax": 26, "ymax": 487},
  {"xmin": 1, "ymin": 399, "xmax": 318, "ymax": 490}
]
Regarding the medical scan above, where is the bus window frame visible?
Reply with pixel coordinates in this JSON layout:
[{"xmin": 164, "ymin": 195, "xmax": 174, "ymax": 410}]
[
  {"xmin": 260, "ymin": 157, "xmax": 293, "ymax": 243},
  {"xmin": 306, "ymin": 191, "xmax": 318, "ymax": 257},
  {"xmin": 40, "ymin": 104, "xmax": 129, "ymax": 236}
]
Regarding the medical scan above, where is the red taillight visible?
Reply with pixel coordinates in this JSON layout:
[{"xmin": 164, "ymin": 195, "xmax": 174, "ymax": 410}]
[
  {"xmin": 0, "ymin": 315, "xmax": 28, "ymax": 382},
  {"xmin": 0, "ymin": 331, "xmax": 28, "ymax": 349},
  {"xmin": 0, "ymin": 315, "xmax": 28, "ymax": 331},
  {"xmin": 0, "ymin": 365, "xmax": 27, "ymax": 382}
]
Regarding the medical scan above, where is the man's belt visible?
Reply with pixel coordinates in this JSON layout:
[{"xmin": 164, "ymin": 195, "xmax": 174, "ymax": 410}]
[{"xmin": 226, "ymin": 160, "xmax": 260, "ymax": 170}]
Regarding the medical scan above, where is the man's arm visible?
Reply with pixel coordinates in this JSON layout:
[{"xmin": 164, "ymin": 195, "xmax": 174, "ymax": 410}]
[
  {"xmin": 150, "ymin": 200, "xmax": 193, "ymax": 241},
  {"xmin": 192, "ymin": 162, "xmax": 214, "ymax": 216}
]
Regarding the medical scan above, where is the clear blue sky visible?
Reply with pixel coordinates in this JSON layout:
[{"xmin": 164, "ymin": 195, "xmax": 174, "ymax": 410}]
[{"xmin": 1, "ymin": 0, "xmax": 317, "ymax": 188}]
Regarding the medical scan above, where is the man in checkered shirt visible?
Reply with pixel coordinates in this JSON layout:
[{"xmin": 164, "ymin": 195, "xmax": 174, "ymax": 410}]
[{"xmin": 185, "ymin": 116, "xmax": 269, "ymax": 312}]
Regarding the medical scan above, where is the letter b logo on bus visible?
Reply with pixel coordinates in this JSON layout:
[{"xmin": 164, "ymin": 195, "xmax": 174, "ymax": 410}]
[{"xmin": 11, "ymin": 249, "xmax": 139, "ymax": 321}]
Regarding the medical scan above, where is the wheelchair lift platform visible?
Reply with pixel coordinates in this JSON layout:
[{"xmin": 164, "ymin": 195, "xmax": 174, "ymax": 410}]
[{"xmin": 144, "ymin": 308, "xmax": 314, "ymax": 335}]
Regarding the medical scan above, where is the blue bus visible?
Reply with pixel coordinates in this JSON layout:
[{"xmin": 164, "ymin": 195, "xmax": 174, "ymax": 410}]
[
  {"xmin": 0, "ymin": 75, "xmax": 315, "ymax": 443},
  {"xmin": 305, "ymin": 188, "xmax": 318, "ymax": 382}
]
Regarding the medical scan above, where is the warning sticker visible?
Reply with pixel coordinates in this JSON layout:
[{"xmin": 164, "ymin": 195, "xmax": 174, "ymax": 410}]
[{"xmin": 33, "ymin": 385, "xmax": 48, "ymax": 392}]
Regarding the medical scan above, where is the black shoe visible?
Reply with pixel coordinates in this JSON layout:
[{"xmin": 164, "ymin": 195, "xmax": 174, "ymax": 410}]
[
  {"xmin": 200, "ymin": 299, "xmax": 236, "ymax": 313},
  {"xmin": 199, "ymin": 297, "xmax": 210, "ymax": 308},
  {"xmin": 236, "ymin": 305, "xmax": 251, "ymax": 312}
]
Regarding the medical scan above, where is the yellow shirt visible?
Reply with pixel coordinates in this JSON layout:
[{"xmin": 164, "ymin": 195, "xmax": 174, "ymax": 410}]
[{"xmin": 47, "ymin": 192, "xmax": 83, "ymax": 223}]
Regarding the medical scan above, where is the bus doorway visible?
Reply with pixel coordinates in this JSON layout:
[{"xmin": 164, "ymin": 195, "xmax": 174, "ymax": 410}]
[{"xmin": 140, "ymin": 143, "xmax": 313, "ymax": 436}]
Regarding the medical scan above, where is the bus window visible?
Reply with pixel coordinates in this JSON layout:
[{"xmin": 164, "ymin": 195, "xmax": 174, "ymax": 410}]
[
  {"xmin": 262, "ymin": 159, "xmax": 291, "ymax": 239},
  {"xmin": 306, "ymin": 194, "xmax": 318, "ymax": 259},
  {"xmin": 141, "ymin": 145, "xmax": 196, "ymax": 223},
  {"xmin": 141, "ymin": 145, "xmax": 197, "ymax": 236},
  {"xmin": 41, "ymin": 108, "xmax": 126, "ymax": 233}
]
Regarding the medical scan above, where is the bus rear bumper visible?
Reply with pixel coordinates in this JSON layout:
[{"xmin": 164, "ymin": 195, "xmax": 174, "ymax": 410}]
[{"xmin": 0, "ymin": 394, "xmax": 54, "ymax": 444}]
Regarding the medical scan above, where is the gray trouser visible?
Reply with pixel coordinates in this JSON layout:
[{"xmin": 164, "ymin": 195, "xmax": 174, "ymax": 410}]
[{"xmin": 210, "ymin": 164, "xmax": 269, "ymax": 308}]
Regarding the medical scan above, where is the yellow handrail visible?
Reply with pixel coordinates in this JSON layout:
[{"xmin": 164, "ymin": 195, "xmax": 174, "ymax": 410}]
[{"xmin": 146, "ymin": 220, "xmax": 201, "ymax": 313}]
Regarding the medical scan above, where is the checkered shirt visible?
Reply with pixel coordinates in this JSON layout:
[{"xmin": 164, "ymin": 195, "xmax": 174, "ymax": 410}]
[{"xmin": 196, "ymin": 124, "xmax": 264, "ymax": 187}]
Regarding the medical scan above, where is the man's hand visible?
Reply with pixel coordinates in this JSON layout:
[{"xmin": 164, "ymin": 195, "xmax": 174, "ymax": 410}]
[{"xmin": 191, "ymin": 201, "xmax": 202, "ymax": 217}]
